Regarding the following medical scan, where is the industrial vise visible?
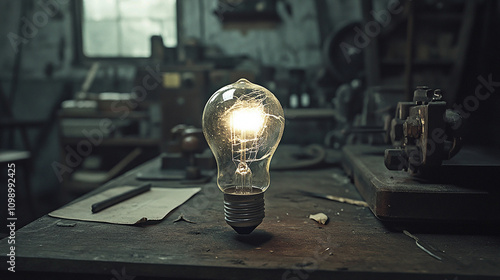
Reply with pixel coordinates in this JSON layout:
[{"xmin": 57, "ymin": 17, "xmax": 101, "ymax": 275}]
[{"xmin": 384, "ymin": 86, "xmax": 463, "ymax": 176}]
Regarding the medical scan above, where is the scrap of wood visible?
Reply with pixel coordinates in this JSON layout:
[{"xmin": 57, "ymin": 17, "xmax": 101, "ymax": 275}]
[
  {"xmin": 173, "ymin": 214, "xmax": 196, "ymax": 224},
  {"xmin": 325, "ymin": 195, "xmax": 369, "ymax": 207},
  {"xmin": 56, "ymin": 222, "xmax": 76, "ymax": 227},
  {"xmin": 298, "ymin": 190, "xmax": 369, "ymax": 207},
  {"xmin": 309, "ymin": 213, "xmax": 329, "ymax": 225}
]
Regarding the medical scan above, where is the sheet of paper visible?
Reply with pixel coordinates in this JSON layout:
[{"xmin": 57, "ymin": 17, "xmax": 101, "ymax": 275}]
[{"xmin": 49, "ymin": 186, "xmax": 201, "ymax": 225}]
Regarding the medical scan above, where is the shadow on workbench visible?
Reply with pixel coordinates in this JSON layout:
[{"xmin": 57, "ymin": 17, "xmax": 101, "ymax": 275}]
[{"xmin": 233, "ymin": 229, "xmax": 274, "ymax": 246}]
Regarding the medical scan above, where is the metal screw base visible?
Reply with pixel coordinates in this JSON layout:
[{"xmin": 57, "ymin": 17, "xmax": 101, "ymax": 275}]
[{"xmin": 224, "ymin": 191, "xmax": 264, "ymax": 234}]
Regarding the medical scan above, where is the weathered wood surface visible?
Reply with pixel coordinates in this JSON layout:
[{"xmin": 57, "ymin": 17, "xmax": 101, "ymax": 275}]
[
  {"xmin": 1, "ymin": 157, "xmax": 500, "ymax": 279},
  {"xmin": 342, "ymin": 145, "xmax": 500, "ymax": 222}
]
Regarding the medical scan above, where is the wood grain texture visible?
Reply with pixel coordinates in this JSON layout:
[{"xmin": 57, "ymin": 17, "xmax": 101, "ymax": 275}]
[
  {"xmin": 342, "ymin": 145, "xmax": 500, "ymax": 222},
  {"xmin": 1, "ymin": 157, "xmax": 500, "ymax": 279}
]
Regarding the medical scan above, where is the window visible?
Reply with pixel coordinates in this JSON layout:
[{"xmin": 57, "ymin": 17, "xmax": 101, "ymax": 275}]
[{"xmin": 81, "ymin": 0, "xmax": 177, "ymax": 58}]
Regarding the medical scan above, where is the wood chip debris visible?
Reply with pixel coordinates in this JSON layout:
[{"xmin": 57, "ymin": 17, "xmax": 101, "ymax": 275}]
[
  {"xmin": 298, "ymin": 190, "xmax": 368, "ymax": 207},
  {"xmin": 325, "ymin": 195, "xmax": 369, "ymax": 207},
  {"xmin": 309, "ymin": 213, "xmax": 329, "ymax": 224},
  {"xmin": 173, "ymin": 214, "xmax": 196, "ymax": 224},
  {"xmin": 56, "ymin": 222, "xmax": 76, "ymax": 227}
]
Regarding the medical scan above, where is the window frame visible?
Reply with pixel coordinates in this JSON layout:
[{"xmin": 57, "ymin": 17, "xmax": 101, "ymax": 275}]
[{"xmin": 72, "ymin": 0, "xmax": 181, "ymax": 65}]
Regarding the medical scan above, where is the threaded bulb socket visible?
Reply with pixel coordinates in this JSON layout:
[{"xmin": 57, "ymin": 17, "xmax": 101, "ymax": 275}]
[{"xmin": 224, "ymin": 191, "xmax": 264, "ymax": 234}]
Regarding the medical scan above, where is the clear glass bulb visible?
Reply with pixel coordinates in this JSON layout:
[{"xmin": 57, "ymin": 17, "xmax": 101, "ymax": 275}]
[{"xmin": 202, "ymin": 78, "xmax": 285, "ymax": 234}]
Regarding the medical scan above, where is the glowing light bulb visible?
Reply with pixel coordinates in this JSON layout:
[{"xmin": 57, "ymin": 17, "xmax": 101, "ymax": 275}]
[{"xmin": 202, "ymin": 78, "xmax": 285, "ymax": 234}]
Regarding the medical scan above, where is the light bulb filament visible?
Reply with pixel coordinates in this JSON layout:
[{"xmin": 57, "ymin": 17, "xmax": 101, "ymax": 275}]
[
  {"xmin": 234, "ymin": 137, "xmax": 260, "ymax": 143},
  {"xmin": 230, "ymin": 107, "xmax": 266, "ymax": 133},
  {"xmin": 228, "ymin": 107, "xmax": 266, "ymax": 194},
  {"xmin": 236, "ymin": 162, "xmax": 251, "ymax": 175}
]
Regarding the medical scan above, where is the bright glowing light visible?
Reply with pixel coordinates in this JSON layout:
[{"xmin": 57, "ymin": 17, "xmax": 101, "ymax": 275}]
[
  {"xmin": 202, "ymin": 78, "xmax": 285, "ymax": 234},
  {"xmin": 230, "ymin": 108, "xmax": 266, "ymax": 133}
]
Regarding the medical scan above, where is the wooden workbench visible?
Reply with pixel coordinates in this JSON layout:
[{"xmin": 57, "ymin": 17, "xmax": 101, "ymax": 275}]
[{"xmin": 1, "ymin": 157, "xmax": 499, "ymax": 279}]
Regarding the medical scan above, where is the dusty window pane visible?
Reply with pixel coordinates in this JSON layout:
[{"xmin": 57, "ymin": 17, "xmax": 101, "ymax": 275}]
[
  {"xmin": 162, "ymin": 20, "xmax": 177, "ymax": 47},
  {"xmin": 118, "ymin": 0, "xmax": 149, "ymax": 18},
  {"xmin": 119, "ymin": 19, "xmax": 162, "ymax": 57},
  {"xmin": 148, "ymin": 0, "xmax": 176, "ymax": 20},
  {"xmin": 83, "ymin": 21, "xmax": 118, "ymax": 57},
  {"xmin": 83, "ymin": 0, "xmax": 118, "ymax": 21},
  {"xmin": 82, "ymin": 0, "xmax": 177, "ymax": 57}
]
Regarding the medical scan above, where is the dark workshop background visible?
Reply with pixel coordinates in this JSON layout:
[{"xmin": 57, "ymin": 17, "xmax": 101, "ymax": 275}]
[{"xmin": 1, "ymin": 0, "xmax": 500, "ymax": 224}]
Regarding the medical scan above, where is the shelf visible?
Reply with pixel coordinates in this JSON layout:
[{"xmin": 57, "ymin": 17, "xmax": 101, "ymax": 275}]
[
  {"xmin": 61, "ymin": 137, "xmax": 160, "ymax": 147},
  {"xmin": 58, "ymin": 111, "xmax": 149, "ymax": 120},
  {"xmin": 0, "ymin": 118, "xmax": 45, "ymax": 127},
  {"xmin": 284, "ymin": 108, "xmax": 338, "ymax": 120},
  {"xmin": 222, "ymin": 20, "xmax": 279, "ymax": 31}
]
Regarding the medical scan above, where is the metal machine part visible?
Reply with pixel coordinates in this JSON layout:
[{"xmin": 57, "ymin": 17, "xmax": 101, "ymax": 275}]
[
  {"xmin": 384, "ymin": 86, "xmax": 463, "ymax": 176},
  {"xmin": 136, "ymin": 124, "xmax": 215, "ymax": 183}
]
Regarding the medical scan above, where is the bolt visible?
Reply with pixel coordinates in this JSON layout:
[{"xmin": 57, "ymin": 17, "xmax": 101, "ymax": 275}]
[
  {"xmin": 404, "ymin": 117, "xmax": 422, "ymax": 139},
  {"xmin": 390, "ymin": 118, "xmax": 405, "ymax": 143},
  {"xmin": 413, "ymin": 86, "xmax": 433, "ymax": 103}
]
